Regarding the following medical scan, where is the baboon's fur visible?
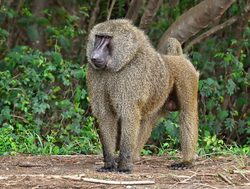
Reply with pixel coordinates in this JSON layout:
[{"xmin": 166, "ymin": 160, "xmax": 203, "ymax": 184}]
[
  {"xmin": 165, "ymin": 37, "xmax": 183, "ymax": 55},
  {"xmin": 164, "ymin": 37, "xmax": 183, "ymax": 111},
  {"xmin": 86, "ymin": 19, "xmax": 199, "ymax": 172}
]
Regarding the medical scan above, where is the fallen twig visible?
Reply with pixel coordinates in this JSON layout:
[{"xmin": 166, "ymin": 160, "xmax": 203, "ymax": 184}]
[
  {"xmin": 0, "ymin": 176, "xmax": 9, "ymax": 180},
  {"xmin": 0, "ymin": 174, "xmax": 85, "ymax": 181},
  {"xmin": 195, "ymin": 183, "xmax": 218, "ymax": 189},
  {"xmin": 233, "ymin": 170, "xmax": 250, "ymax": 174},
  {"xmin": 82, "ymin": 178, "xmax": 155, "ymax": 185},
  {"xmin": 170, "ymin": 172, "xmax": 197, "ymax": 188},
  {"xmin": 232, "ymin": 167, "xmax": 250, "ymax": 182},
  {"xmin": 17, "ymin": 162, "xmax": 47, "ymax": 167},
  {"xmin": 198, "ymin": 173, "xmax": 217, "ymax": 177},
  {"xmin": 218, "ymin": 173, "xmax": 233, "ymax": 185},
  {"xmin": 243, "ymin": 182, "xmax": 250, "ymax": 186},
  {"xmin": 170, "ymin": 172, "xmax": 216, "ymax": 179}
]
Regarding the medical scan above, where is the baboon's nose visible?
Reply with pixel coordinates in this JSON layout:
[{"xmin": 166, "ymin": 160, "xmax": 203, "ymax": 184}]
[
  {"xmin": 91, "ymin": 57, "xmax": 106, "ymax": 69},
  {"xmin": 91, "ymin": 52, "xmax": 102, "ymax": 63},
  {"xmin": 90, "ymin": 57, "xmax": 99, "ymax": 63}
]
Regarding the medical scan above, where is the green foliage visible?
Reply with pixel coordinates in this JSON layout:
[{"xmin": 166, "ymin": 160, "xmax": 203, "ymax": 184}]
[
  {"xmin": 0, "ymin": 46, "xmax": 100, "ymax": 155},
  {"xmin": 198, "ymin": 131, "xmax": 224, "ymax": 155},
  {"xmin": 197, "ymin": 47, "xmax": 249, "ymax": 143}
]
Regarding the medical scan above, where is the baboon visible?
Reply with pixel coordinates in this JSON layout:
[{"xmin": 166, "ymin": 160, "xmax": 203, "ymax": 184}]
[
  {"xmin": 165, "ymin": 37, "xmax": 183, "ymax": 55},
  {"xmin": 165, "ymin": 37, "xmax": 183, "ymax": 111},
  {"xmin": 86, "ymin": 19, "xmax": 199, "ymax": 173}
]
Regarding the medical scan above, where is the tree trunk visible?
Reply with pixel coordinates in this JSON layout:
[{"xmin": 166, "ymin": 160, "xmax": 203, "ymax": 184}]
[
  {"xmin": 107, "ymin": 0, "xmax": 116, "ymax": 20},
  {"xmin": 185, "ymin": 16, "xmax": 238, "ymax": 51},
  {"xmin": 125, "ymin": 0, "xmax": 144, "ymax": 23},
  {"xmin": 88, "ymin": 0, "xmax": 101, "ymax": 31},
  {"xmin": 157, "ymin": 0, "xmax": 235, "ymax": 54},
  {"xmin": 234, "ymin": 0, "xmax": 250, "ymax": 57},
  {"xmin": 31, "ymin": 0, "xmax": 47, "ymax": 50},
  {"xmin": 139, "ymin": 0, "xmax": 163, "ymax": 33}
]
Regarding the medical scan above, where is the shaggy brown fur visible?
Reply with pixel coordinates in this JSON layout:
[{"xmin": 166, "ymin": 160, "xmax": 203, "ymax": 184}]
[
  {"xmin": 86, "ymin": 19, "xmax": 199, "ymax": 172},
  {"xmin": 164, "ymin": 37, "xmax": 183, "ymax": 111},
  {"xmin": 165, "ymin": 37, "xmax": 183, "ymax": 55}
]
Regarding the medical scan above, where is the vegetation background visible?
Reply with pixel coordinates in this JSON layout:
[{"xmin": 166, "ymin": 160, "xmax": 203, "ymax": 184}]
[{"xmin": 0, "ymin": 0, "xmax": 249, "ymax": 157}]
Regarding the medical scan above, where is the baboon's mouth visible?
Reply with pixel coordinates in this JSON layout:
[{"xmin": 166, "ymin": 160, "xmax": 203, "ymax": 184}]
[{"xmin": 92, "ymin": 61, "xmax": 107, "ymax": 70}]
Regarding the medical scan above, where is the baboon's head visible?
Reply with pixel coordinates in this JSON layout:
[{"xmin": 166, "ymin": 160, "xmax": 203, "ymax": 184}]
[{"xmin": 87, "ymin": 19, "xmax": 144, "ymax": 72}]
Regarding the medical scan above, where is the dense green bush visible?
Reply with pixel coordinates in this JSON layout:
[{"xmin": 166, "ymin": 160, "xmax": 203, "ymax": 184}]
[{"xmin": 0, "ymin": 46, "xmax": 100, "ymax": 155}]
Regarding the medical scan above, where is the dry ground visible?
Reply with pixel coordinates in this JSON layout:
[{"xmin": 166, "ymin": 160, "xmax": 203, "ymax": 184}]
[{"xmin": 0, "ymin": 154, "xmax": 249, "ymax": 188}]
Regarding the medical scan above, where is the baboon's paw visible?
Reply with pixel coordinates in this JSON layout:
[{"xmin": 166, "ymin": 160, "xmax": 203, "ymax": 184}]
[
  {"xmin": 168, "ymin": 162, "xmax": 193, "ymax": 170},
  {"xmin": 96, "ymin": 166, "xmax": 116, "ymax": 172},
  {"xmin": 117, "ymin": 168, "xmax": 132, "ymax": 174}
]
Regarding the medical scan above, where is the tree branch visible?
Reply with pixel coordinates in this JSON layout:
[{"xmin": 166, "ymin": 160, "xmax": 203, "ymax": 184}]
[
  {"xmin": 139, "ymin": 0, "xmax": 163, "ymax": 33},
  {"xmin": 31, "ymin": 0, "xmax": 47, "ymax": 50},
  {"xmin": 107, "ymin": 0, "xmax": 116, "ymax": 20},
  {"xmin": 185, "ymin": 16, "xmax": 238, "ymax": 51},
  {"xmin": 125, "ymin": 0, "xmax": 144, "ymax": 23},
  {"xmin": 157, "ymin": 0, "xmax": 235, "ymax": 54},
  {"xmin": 88, "ymin": 0, "xmax": 100, "ymax": 32},
  {"xmin": 234, "ymin": 0, "xmax": 250, "ymax": 57},
  {"xmin": 169, "ymin": 0, "xmax": 180, "ymax": 7}
]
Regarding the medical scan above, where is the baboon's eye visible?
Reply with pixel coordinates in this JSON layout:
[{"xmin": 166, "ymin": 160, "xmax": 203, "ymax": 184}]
[
  {"xmin": 95, "ymin": 35, "xmax": 112, "ymax": 41},
  {"xmin": 95, "ymin": 35, "xmax": 112, "ymax": 45},
  {"xmin": 94, "ymin": 35, "xmax": 112, "ymax": 54}
]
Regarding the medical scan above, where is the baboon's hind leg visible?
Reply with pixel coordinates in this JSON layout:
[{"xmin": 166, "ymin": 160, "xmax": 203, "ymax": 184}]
[{"xmin": 169, "ymin": 73, "xmax": 199, "ymax": 170}]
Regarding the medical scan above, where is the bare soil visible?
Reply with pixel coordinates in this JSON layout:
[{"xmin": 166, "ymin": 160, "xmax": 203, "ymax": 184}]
[{"xmin": 0, "ymin": 154, "xmax": 249, "ymax": 188}]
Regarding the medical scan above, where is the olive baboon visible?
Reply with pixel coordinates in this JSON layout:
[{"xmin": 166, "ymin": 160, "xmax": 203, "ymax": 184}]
[
  {"xmin": 165, "ymin": 37, "xmax": 183, "ymax": 55},
  {"xmin": 86, "ymin": 19, "xmax": 199, "ymax": 173},
  {"xmin": 165, "ymin": 37, "xmax": 183, "ymax": 111}
]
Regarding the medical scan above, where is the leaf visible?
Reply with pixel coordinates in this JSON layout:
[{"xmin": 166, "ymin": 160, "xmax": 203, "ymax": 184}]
[
  {"xmin": 224, "ymin": 118, "xmax": 234, "ymax": 132},
  {"xmin": 58, "ymin": 35, "xmax": 71, "ymax": 52},
  {"xmin": 57, "ymin": 99, "xmax": 71, "ymax": 109},
  {"xmin": 0, "ymin": 106, "xmax": 11, "ymax": 124},
  {"xmin": 218, "ymin": 110, "xmax": 229, "ymax": 121},
  {"xmin": 51, "ymin": 52, "xmax": 62, "ymax": 65},
  {"xmin": 72, "ymin": 68, "xmax": 86, "ymax": 80},
  {"xmin": 74, "ymin": 86, "xmax": 81, "ymax": 103},
  {"xmin": 26, "ymin": 25, "xmax": 39, "ymax": 42},
  {"xmin": 226, "ymin": 79, "xmax": 236, "ymax": 95},
  {"xmin": 32, "ymin": 102, "xmax": 50, "ymax": 114},
  {"xmin": 206, "ymin": 78, "xmax": 215, "ymax": 86},
  {"xmin": 0, "ymin": 28, "xmax": 9, "ymax": 37}
]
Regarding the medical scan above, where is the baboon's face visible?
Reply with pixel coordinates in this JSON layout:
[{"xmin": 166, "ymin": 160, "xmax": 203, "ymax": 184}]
[
  {"xmin": 87, "ymin": 19, "xmax": 140, "ymax": 72},
  {"xmin": 90, "ymin": 35, "xmax": 112, "ymax": 70}
]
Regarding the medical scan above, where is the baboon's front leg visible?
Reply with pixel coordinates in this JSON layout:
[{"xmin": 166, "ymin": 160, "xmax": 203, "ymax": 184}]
[
  {"xmin": 118, "ymin": 110, "xmax": 141, "ymax": 173},
  {"xmin": 97, "ymin": 114, "xmax": 118, "ymax": 172},
  {"xmin": 133, "ymin": 113, "xmax": 160, "ymax": 162}
]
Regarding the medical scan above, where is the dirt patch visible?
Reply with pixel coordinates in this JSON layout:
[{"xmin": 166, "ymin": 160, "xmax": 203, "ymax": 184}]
[{"xmin": 0, "ymin": 155, "xmax": 249, "ymax": 188}]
